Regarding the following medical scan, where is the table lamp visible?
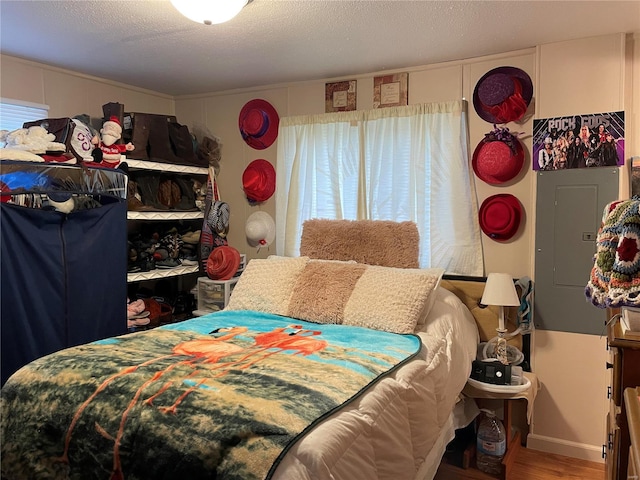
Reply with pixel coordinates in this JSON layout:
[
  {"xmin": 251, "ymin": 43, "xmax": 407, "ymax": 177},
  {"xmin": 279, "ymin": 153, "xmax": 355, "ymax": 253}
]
[{"xmin": 481, "ymin": 273, "xmax": 521, "ymax": 365}]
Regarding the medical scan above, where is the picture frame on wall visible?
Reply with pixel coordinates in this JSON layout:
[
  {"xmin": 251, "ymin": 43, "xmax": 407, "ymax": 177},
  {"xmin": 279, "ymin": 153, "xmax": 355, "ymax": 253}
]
[
  {"xmin": 325, "ymin": 80, "xmax": 357, "ymax": 113},
  {"xmin": 373, "ymin": 72, "xmax": 408, "ymax": 108}
]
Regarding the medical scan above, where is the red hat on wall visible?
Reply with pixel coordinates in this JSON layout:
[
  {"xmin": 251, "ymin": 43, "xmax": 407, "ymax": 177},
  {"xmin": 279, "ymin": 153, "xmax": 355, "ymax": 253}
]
[
  {"xmin": 473, "ymin": 66, "xmax": 533, "ymax": 124},
  {"xmin": 239, "ymin": 99, "xmax": 280, "ymax": 150},
  {"xmin": 472, "ymin": 129, "xmax": 524, "ymax": 185},
  {"xmin": 479, "ymin": 194, "xmax": 523, "ymax": 242},
  {"xmin": 242, "ymin": 159, "xmax": 276, "ymax": 203}
]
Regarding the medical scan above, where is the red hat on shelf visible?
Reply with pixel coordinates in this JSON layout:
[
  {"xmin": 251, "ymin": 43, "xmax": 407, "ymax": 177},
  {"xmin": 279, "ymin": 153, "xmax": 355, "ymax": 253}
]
[
  {"xmin": 242, "ymin": 159, "xmax": 276, "ymax": 203},
  {"xmin": 473, "ymin": 66, "xmax": 533, "ymax": 124},
  {"xmin": 479, "ymin": 194, "xmax": 523, "ymax": 242},
  {"xmin": 239, "ymin": 99, "xmax": 279, "ymax": 150},
  {"xmin": 206, "ymin": 245, "xmax": 241, "ymax": 281}
]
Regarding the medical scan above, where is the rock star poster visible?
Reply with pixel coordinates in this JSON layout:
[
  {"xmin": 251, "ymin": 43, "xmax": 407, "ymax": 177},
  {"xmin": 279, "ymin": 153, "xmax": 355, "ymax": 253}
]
[{"xmin": 532, "ymin": 111, "xmax": 625, "ymax": 171}]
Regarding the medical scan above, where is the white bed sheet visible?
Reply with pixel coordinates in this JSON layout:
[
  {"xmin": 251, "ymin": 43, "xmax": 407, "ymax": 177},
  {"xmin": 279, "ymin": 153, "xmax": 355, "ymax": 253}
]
[{"xmin": 272, "ymin": 287, "xmax": 480, "ymax": 480}]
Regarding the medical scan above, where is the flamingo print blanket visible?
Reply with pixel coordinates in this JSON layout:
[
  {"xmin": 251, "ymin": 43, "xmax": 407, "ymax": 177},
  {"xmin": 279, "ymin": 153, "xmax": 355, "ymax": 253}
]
[{"xmin": 1, "ymin": 310, "xmax": 421, "ymax": 480}]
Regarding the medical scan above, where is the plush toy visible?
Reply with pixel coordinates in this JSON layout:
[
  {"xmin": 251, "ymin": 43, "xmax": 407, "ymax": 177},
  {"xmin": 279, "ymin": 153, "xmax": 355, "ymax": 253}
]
[
  {"xmin": 0, "ymin": 126, "xmax": 66, "ymax": 154},
  {"xmin": 91, "ymin": 116, "xmax": 134, "ymax": 168}
]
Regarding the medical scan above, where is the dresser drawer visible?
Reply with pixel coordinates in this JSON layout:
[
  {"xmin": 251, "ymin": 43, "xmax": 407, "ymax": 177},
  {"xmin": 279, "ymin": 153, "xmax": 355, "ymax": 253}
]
[
  {"xmin": 626, "ymin": 387, "xmax": 640, "ymax": 480},
  {"xmin": 608, "ymin": 407, "xmax": 621, "ymax": 480},
  {"xmin": 610, "ymin": 346, "xmax": 622, "ymax": 406}
]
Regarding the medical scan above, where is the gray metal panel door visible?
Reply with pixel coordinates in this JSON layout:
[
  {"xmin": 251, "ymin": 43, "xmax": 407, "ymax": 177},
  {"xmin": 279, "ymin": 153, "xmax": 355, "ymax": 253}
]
[{"xmin": 534, "ymin": 167, "xmax": 618, "ymax": 335}]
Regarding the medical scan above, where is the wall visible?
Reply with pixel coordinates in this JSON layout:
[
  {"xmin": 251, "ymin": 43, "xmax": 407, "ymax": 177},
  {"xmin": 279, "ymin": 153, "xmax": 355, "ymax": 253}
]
[
  {"xmin": 525, "ymin": 33, "xmax": 629, "ymax": 461},
  {"xmin": 2, "ymin": 32, "xmax": 638, "ymax": 462},
  {"xmin": 174, "ymin": 48, "xmax": 537, "ymax": 275},
  {"xmin": 0, "ymin": 55, "xmax": 174, "ymax": 121}
]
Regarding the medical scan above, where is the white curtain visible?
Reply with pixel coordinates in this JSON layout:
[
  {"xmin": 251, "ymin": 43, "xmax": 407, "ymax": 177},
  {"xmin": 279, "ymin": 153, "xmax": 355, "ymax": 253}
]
[{"xmin": 275, "ymin": 100, "xmax": 483, "ymax": 275}]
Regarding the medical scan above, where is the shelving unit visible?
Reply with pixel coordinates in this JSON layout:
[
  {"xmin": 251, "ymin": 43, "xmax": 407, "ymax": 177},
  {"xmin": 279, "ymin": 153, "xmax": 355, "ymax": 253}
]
[
  {"xmin": 126, "ymin": 158, "xmax": 208, "ymax": 175},
  {"xmin": 127, "ymin": 264, "xmax": 200, "ymax": 283},
  {"xmin": 128, "ymin": 210, "xmax": 204, "ymax": 221},
  {"xmin": 125, "ymin": 157, "xmax": 209, "ymax": 318}
]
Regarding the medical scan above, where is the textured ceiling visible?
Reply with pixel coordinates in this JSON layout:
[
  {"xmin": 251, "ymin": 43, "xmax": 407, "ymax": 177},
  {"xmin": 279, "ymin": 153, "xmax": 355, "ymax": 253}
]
[{"xmin": 1, "ymin": 1, "xmax": 639, "ymax": 96}]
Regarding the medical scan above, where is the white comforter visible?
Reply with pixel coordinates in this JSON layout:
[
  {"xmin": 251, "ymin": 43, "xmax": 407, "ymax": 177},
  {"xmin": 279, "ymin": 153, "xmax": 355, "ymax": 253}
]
[{"xmin": 272, "ymin": 287, "xmax": 480, "ymax": 480}]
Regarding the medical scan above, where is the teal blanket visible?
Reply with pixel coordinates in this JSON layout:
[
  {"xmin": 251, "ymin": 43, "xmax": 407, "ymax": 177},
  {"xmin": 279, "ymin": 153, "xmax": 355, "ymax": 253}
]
[{"xmin": 1, "ymin": 310, "xmax": 421, "ymax": 480}]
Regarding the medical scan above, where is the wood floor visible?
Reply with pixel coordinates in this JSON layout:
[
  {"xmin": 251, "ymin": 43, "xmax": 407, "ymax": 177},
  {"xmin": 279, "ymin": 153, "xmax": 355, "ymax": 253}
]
[{"xmin": 434, "ymin": 447, "xmax": 605, "ymax": 480}]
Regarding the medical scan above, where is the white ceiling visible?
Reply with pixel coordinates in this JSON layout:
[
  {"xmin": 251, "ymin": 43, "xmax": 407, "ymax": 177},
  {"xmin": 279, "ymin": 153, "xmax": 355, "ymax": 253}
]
[{"xmin": 1, "ymin": 1, "xmax": 639, "ymax": 97}]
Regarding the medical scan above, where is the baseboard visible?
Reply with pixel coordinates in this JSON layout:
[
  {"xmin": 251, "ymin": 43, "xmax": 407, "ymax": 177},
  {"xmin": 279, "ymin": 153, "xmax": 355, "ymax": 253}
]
[{"xmin": 526, "ymin": 433, "xmax": 604, "ymax": 463}]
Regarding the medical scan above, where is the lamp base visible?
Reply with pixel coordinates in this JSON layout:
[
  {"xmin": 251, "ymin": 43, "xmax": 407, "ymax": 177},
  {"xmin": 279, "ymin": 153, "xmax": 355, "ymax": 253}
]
[
  {"xmin": 495, "ymin": 332, "xmax": 509, "ymax": 365},
  {"xmin": 478, "ymin": 342, "xmax": 524, "ymax": 365}
]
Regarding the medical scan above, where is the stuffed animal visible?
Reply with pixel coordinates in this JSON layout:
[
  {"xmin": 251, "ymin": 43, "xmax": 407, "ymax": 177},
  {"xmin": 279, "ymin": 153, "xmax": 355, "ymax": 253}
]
[
  {"xmin": 0, "ymin": 126, "xmax": 66, "ymax": 154},
  {"xmin": 91, "ymin": 116, "xmax": 134, "ymax": 168}
]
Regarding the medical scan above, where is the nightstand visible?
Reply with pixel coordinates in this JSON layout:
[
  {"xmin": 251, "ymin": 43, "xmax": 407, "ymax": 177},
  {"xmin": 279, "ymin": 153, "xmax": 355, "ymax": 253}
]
[{"xmin": 437, "ymin": 372, "xmax": 539, "ymax": 480}]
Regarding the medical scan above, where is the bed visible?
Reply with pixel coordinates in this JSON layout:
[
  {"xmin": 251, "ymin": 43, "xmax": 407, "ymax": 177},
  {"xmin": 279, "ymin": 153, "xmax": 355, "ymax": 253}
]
[{"xmin": 0, "ymin": 220, "xmax": 519, "ymax": 480}]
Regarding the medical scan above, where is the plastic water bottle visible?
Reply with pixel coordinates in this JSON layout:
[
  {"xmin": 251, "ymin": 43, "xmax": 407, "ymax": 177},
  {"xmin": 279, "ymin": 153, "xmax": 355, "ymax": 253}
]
[{"xmin": 476, "ymin": 409, "xmax": 506, "ymax": 475}]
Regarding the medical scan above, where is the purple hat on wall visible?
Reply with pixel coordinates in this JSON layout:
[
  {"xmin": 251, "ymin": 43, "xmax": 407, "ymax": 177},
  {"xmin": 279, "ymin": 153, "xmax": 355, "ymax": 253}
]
[
  {"xmin": 239, "ymin": 99, "xmax": 280, "ymax": 150},
  {"xmin": 473, "ymin": 66, "xmax": 533, "ymax": 124}
]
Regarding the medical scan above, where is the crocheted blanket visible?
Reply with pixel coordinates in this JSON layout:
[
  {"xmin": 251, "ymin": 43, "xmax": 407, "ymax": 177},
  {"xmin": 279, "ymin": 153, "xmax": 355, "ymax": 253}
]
[
  {"xmin": 1, "ymin": 311, "xmax": 420, "ymax": 480},
  {"xmin": 585, "ymin": 197, "xmax": 640, "ymax": 308}
]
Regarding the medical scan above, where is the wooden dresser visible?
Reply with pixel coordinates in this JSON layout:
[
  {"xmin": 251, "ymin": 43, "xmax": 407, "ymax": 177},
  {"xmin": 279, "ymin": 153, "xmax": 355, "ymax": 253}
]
[
  {"xmin": 624, "ymin": 387, "xmax": 640, "ymax": 480},
  {"xmin": 606, "ymin": 320, "xmax": 640, "ymax": 480}
]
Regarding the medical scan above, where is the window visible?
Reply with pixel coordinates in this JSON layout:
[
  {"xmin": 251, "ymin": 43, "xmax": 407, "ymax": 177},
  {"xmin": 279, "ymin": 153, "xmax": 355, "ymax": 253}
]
[
  {"xmin": 276, "ymin": 100, "xmax": 483, "ymax": 275},
  {"xmin": 0, "ymin": 99, "xmax": 48, "ymax": 132}
]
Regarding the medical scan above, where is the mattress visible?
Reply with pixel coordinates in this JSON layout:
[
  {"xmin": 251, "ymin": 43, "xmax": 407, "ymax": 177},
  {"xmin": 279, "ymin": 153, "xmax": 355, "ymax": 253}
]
[{"xmin": 271, "ymin": 286, "xmax": 480, "ymax": 480}]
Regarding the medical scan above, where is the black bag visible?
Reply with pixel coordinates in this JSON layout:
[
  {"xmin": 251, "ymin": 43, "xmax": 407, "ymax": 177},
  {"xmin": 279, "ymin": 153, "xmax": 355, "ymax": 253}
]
[
  {"xmin": 123, "ymin": 112, "xmax": 206, "ymax": 167},
  {"xmin": 23, "ymin": 117, "xmax": 75, "ymax": 151},
  {"xmin": 168, "ymin": 122, "xmax": 203, "ymax": 167}
]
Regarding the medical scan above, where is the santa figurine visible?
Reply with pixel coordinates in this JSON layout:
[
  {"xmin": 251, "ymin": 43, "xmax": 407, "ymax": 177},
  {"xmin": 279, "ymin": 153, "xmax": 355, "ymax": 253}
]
[{"xmin": 91, "ymin": 116, "xmax": 134, "ymax": 168}]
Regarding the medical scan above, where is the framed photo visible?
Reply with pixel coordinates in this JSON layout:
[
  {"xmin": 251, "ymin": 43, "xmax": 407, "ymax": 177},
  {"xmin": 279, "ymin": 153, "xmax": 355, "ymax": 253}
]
[
  {"xmin": 373, "ymin": 73, "xmax": 408, "ymax": 108},
  {"xmin": 325, "ymin": 80, "xmax": 357, "ymax": 113}
]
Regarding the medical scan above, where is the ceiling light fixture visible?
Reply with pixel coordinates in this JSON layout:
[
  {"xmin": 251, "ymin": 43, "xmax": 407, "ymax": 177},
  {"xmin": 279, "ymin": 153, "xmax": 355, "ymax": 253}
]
[{"xmin": 170, "ymin": 0, "xmax": 249, "ymax": 25}]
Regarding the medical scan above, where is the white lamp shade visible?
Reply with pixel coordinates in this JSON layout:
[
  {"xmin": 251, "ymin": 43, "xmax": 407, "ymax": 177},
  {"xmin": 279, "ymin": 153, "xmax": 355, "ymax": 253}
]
[
  {"xmin": 170, "ymin": 0, "xmax": 248, "ymax": 25},
  {"xmin": 481, "ymin": 273, "xmax": 520, "ymax": 307}
]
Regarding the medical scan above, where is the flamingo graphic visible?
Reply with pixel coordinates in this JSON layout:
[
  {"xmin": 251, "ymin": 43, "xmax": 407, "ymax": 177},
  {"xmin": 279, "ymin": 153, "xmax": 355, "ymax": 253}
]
[{"xmin": 56, "ymin": 323, "xmax": 329, "ymax": 480}]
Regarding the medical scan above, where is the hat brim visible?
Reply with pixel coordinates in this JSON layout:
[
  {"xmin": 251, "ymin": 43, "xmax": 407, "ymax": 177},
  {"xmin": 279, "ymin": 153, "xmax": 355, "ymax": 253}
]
[
  {"xmin": 472, "ymin": 138, "xmax": 524, "ymax": 185},
  {"xmin": 479, "ymin": 194, "xmax": 522, "ymax": 242},
  {"xmin": 242, "ymin": 159, "xmax": 276, "ymax": 203},
  {"xmin": 239, "ymin": 99, "xmax": 280, "ymax": 150},
  {"xmin": 473, "ymin": 67, "xmax": 533, "ymax": 124}
]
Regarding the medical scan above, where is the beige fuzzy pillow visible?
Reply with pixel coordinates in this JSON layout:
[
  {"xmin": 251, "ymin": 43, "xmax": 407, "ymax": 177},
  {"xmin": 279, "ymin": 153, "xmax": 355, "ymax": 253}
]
[
  {"xmin": 339, "ymin": 264, "xmax": 441, "ymax": 333},
  {"xmin": 300, "ymin": 219, "xmax": 420, "ymax": 268},
  {"xmin": 226, "ymin": 256, "xmax": 309, "ymax": 315},
  {"xmin": 229, "ymin": 256, "xmax": 441, "ymax": 334},
  {"xmin": 287, "ymin": 261, "xmax": 367, "ymax": 324}
]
